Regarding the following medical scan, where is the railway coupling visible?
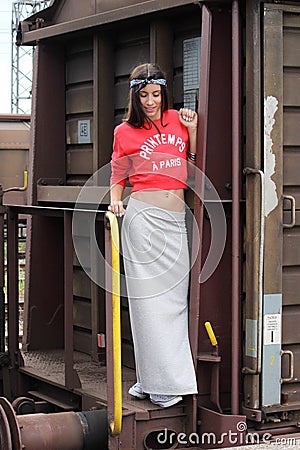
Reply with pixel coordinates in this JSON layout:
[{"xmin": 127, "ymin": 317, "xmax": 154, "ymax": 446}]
[{"xmin": 0, "ymin": 397, "xmax": 108, "ymax": 450}]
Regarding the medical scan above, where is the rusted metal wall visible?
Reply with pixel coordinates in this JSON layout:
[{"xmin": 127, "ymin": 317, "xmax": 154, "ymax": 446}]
[
  {"xmin": 244, "ymin": 3, "xmax": 300, "ymax": 424},
  {"xmin": 262, "ymin": 3, "xmax": 300, "ymax": 413},
  {"xmin": 281, "ymin": 7, "xmax": 300, "ymax": 405},
  {"xmin": 65, "ymin": 37, "xmax": 93, "ymax": 186}
]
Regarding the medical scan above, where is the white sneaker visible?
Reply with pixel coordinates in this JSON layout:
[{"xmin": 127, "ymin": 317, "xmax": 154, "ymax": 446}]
[
  {"xmin": 150, "ymin": 394, "xmax": 183, "ymax": 408},
  {"xmin": 128, "ymin": 382, "xmax": 148, "ymax": 399}
]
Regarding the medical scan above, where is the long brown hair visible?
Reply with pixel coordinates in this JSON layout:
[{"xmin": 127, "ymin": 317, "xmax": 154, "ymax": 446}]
[{"xmin": 125, "ymin": 63, "xmax": 169, "ymax": 130}]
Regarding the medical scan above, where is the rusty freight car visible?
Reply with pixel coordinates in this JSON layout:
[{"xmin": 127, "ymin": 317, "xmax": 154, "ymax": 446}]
[
  {"xmin": 0, "ymin": 115, "xmax": 30, "ymax": 206},
  {"xmin": 1, "ymin": 0, "xmax": 300, "ymax": 449},
  {"xmin": 0, "ymin": 114, "xmax": 30, "ymax": 374}
]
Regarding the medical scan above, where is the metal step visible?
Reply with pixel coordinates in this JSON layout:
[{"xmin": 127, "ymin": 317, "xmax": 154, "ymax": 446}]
[{"xmin": 28, "ymin": 390, "xmax": 77, "ymax": 411}]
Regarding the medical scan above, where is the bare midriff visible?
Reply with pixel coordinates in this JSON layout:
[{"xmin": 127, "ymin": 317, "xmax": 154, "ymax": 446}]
[{"xmin": 131, "ymin": 189, "xmax": 185, "ymax": 212}]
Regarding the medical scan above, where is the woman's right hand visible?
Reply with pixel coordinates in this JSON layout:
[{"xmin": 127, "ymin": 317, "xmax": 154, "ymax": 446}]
[
  {"xmin": 178, "ymin": 108, "xmax": 198, "ymax": 129},
  {"xmin": 108, "ymin": 200, "xmax": 126, "ymax": 217}
]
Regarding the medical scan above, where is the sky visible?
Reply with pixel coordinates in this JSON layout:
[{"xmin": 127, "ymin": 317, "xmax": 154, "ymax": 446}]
[
  {"xmin": 0, "ymin": 0, "xmax": 42, "ymax": 114},
  {"xmin": 0, "ymin": 0, "xmax": 13, "ymax": 113}
]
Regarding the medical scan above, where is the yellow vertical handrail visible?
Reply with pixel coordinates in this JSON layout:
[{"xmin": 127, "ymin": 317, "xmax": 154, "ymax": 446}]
[{"xmin": 105, "ymin": 211, "xmax": 122, "ymax": 435}]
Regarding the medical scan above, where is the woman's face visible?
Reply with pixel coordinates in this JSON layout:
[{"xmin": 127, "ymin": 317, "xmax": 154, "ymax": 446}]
[{"xmin": 138, "ymin": 84, "xmax": 162, "ymax": 121}]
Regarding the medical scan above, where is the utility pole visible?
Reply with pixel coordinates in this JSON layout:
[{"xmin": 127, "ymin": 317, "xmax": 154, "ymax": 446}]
[{"xmin": 11, "ymin": 1, "xmax": 50, "ymax": 114}]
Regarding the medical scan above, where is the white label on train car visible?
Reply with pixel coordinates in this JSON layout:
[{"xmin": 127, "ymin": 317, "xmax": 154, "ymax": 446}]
[
  {"xmin": 263, "ymin": 313, "xmax": 281, "ymax": 345},
  {"xmin": 78, "ymin": 120, "xmax": 91, "ymax": 144}
]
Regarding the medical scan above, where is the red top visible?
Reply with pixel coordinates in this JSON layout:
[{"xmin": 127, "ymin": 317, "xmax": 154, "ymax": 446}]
[{"xmin": 110, "ymin": 109, "xmax": 189, "ymax": 192}]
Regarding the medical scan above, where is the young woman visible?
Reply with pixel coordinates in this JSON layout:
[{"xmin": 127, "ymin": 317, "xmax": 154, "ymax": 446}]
[{"xmin": 109, "ymin": 63, "xmax": 198, "ymax": 408}]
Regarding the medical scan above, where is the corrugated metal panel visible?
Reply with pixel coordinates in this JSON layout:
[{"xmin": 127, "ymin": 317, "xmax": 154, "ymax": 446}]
[
  {"xmin": 74, "ymin": 330, "xmax": 92, "ymax": 354},
  {"xmin": 283, "ymin": 149, "xmax": 300, "ymax": 185},
  {"xmin": 283, "ymin": 231, "xmax": 300, "ymax": 266},
  {"xmin": 283, "ymin": 28, "xmax": 300, "ymax": 66},
  {"xmin": 282, "ymin": 10, "xmax": 300, "ymax": 406},
  {"xmin": 114, "ymin": 27, "xmax": 150, "ymax": 116},
  {"xmin": 73, "ymin": 268, "xmax": 91, "ymax": 299},
  {"xmin": 74, "ymin": 299, "xmax": 92, "ymax": 329},
  {"xmin": 66, "ymin": 54, "xmax": 93, "ymax": 85},
  {"xmin": 284, "ymin": 69, "xmax": 300, "ymax": 105},
  {"xmin": 282, "ymin": 307, "xmax": 300, "ymax": 344},
  {"xmin": 66, "ymin": 87, "xmax": 93, "ymax": 115},
  {"xmin": 283, "ymin": 110, "xmax": 300, "ymax": 145},
  {"xmin": 283, "ymin": 267, "xmax": 300, "ymax": 305},
  {"xmin": 65, "ymin": 38, "xmax": 93, "ymax": 185},
  {"xmin": 259, "ymin": 5, "xmax": 300, "ymax": 412},
  {"xmin": 67, "ymin": 149, "xmax": 94, "ymax": 175}
]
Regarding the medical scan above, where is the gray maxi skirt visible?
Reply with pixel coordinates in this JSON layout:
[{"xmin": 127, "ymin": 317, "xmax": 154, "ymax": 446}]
[{"xmin": 121, "ymin": 197, "xmax": 198, "ymax": 395}]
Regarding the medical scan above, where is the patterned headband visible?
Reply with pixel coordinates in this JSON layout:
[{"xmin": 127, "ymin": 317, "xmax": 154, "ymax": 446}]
[{"xmin": 129, "ymin": 76, "xmax": 167, "ymax": 92}]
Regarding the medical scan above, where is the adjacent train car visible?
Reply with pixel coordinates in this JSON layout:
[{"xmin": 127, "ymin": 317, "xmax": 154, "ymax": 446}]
[
  {"xmin": 1, "ymin": 0, "xmax": 300, "ymax": 449},
  {"xmin": 0, "ymin": 114, "xmax": 30, "ymax": 205}
]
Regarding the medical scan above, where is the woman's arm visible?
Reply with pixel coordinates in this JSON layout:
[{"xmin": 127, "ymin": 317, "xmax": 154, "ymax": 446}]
[
  {"xmin": 178, "ymin": 108, "xmax": 198, "ymax": 165},
  {"xmin": 187, "ymin": 126, "xmax": 197, "ymax": 159},
  {"xmin": 109, "ymin": 183, "xmax": 126, "ymax": 216}
]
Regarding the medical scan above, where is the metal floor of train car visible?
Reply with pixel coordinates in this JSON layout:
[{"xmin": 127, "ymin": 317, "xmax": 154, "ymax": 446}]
[{"xmin": 19, "ymin": 350, "xmax": 184, "ymax": 414}]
